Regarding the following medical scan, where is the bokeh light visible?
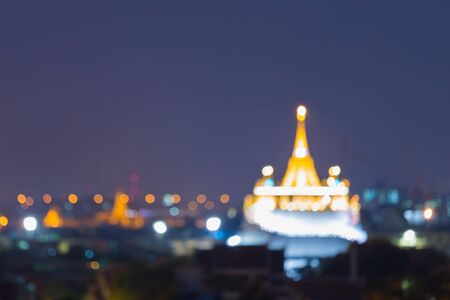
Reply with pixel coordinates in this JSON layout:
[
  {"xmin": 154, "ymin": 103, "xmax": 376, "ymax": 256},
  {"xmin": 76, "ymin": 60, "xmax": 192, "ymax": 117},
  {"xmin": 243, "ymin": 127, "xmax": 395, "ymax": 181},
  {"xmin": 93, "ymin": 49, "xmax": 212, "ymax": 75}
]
[
  {"xmin": 68, "ymin": 194, "xmax": 78, "ymax": 204},
  {"xmin": 206, "ymin": 217, "xmax": 221, "ymax": 231},
  {"xmin": 93, "ymin": 194, "xmax": 104, "ymax": 204},
  {"xmin": 17, "ymin": 194, "xmax": 26, "ymax": 204},
  {"xmin": 0, "ymin": 216, "xmax": 8, "ymax": 227},
  {"xmin": 145, "ymin": 193, "xmax": 155, "ymax": 204},
  {"xmin": 42, "ymin": 194, "xmax": 52, "ymax": 204},
  {"xmin": 196, "ymin": 194, "xmax": 206, "ymax": 204},
  {"xmin": 205, "ymin": 200, "xmax": 215, "ymax": 210},
  {"xmin": 23, "ymin": 216, "xmax": 37, "ymax": 231},
  {"xmin": 219, "ymin": 194, "xmax": 230, "ymax": 204}
]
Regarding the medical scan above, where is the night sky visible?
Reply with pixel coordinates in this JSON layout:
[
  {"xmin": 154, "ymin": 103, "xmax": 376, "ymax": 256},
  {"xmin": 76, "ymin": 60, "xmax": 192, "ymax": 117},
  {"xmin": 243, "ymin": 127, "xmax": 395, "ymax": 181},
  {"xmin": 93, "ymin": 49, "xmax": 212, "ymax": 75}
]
[{"xmin": 1, "ymin": 2, "xmax": 449, "ymax": 210}]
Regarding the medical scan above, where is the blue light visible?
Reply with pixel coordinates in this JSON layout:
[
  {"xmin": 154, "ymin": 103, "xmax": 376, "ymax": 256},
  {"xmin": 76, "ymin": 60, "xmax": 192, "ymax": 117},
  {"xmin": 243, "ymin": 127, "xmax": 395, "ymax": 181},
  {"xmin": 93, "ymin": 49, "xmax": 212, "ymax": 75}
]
[
  {"xmin": 64, "ymin": 202, "xmax": 73, "ymax": 211},
  {"xmin": 163, "ymin": 194, "xmax": 173, "ymax": 207},
  {"xmin": 264, "ymin": 178, "xmax": 275, "ymax": 187},
  {"xmin": 169, "ymin": 207, "xmax": 179, "ymax": 216},
  {"xmin": 84, "ymin": 249, "xmax": 94, "ymax": 259},
  {"xmin": 17, "ymin": 240, "xmax": 30, "ymax": 250},
  {"xmin": 48, "ymin": 247, "xmax": 57, "ymax": 257}
]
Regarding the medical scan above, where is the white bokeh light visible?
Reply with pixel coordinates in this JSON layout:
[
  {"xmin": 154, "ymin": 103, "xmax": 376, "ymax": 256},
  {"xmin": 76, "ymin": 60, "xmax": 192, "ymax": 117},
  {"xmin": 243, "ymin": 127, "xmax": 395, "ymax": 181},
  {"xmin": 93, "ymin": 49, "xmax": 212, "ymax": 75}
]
[
  {"xmin": 226, "ymin": 235, "xmax": 241, "ymax": 247},
  {"xmin": 206, "ymin": 217, "xmax": 221, "ymax": 231},
  {"xmin": 152, "ymin": 220, "xmax": 167, "ymax": 234},
  {"xmin": 23, "ymin": 216, "xmax": 37, "ymax": 232}
]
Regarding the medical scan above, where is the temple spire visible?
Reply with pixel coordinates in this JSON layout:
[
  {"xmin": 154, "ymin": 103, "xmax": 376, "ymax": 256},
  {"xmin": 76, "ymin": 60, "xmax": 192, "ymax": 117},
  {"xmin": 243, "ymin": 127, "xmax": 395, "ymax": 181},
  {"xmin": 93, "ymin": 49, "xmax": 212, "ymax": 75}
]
[{"xmin": 281, "ymin": 105, "xmax": 321, "ymax": 187}]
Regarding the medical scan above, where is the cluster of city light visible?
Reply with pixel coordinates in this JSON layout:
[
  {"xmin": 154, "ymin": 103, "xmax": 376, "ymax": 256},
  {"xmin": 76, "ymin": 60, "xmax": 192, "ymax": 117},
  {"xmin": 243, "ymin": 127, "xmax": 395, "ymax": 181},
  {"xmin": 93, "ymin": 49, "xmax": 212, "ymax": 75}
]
[{"xmin": 15, "ymin": 192, "xmax": 232, "ymax": 210}]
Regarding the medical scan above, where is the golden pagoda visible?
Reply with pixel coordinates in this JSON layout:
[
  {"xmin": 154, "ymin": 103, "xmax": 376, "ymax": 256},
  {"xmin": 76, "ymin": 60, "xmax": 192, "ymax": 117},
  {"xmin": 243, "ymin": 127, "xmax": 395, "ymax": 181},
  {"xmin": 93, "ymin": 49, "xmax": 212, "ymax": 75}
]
[
  {"xmin": 243, "ymin": 105, "xmax": 366, "ymax": 242},
  {"xmin": 107, "ymin": 192, "xmax": 144, "ymax": 229},
  {"xmin": 43, "ymin": 206, "xmax": 64, "ymax": 228}
]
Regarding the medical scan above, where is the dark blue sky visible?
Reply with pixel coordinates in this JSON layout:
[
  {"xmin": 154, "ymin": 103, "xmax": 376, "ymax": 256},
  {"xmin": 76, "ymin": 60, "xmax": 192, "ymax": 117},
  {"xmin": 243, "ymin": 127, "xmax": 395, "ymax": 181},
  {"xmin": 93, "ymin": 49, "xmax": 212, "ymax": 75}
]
[{"xmin": 1, "ymin": 1, "xmax": 449, "ymax": 209}]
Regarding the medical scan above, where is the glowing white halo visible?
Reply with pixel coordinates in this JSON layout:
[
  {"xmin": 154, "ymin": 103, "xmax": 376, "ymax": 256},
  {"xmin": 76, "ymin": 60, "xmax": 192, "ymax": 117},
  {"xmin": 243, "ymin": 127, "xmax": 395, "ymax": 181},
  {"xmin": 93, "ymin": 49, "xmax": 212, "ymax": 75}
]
[{"xmin": 254, "ymin": 186, "xmax": 349, "ymax": 196}]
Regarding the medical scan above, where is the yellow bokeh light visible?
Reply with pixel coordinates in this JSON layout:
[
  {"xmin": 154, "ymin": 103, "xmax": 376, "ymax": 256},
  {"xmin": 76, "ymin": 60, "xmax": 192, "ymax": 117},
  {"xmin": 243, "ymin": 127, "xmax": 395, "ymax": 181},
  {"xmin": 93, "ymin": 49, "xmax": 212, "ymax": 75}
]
[
  {"xmin": 0, "ymin": 216, "xmax": 8, "ymax": 227},
  {"xmin": 89, "ymin": 261, "xmax": 100, "ymax": 270},
  {"xmin": 296, "ymin": 105, "xmax": 307, "ymax": 121},
  {"xmin": 196, "ymin": 194, "xmax": 206, "ymax": 204},
  {"xmin": 145, "ymin": 194, "xmax": 155, "ymax": 204},
  {"xmin": 42, "ymin": 194, "xmax": 52, "ymax": 204},
  {"xmin": 68, "ymin": 194, "xmax": 78, "ymax": 204},
  {"xmin": 17, "ymin": 194, "xmax": 26, "ymax": 204},
  {"xmin": 220, "ymin": 194, "xmax": 230, "ymax": 204},
  {"xmin": 58, "ymin": 241, "xmax": 70, "ymax": 254},
  {"xmin": 328, "ymin": 165, "xmax": 341, "ymax": 177},
  {"xmin": 93, "ymin": 194, "xmax": 103, "ymax": 204}
]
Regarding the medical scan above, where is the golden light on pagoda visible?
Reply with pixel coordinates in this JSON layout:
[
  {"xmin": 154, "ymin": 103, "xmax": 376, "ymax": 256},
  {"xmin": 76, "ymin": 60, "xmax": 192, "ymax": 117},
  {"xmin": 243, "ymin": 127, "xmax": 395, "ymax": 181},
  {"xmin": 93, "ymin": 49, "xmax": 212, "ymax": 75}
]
[
  {"xmin": 326, "ymin": 177, "xmax": 336, "ymax": 186},
  {"xmin": 68, "ymin": 194, "xmax": 78, "ymax": 204},
  {"xmin": 294, "ymin": 147, "xmax": 308, "ymax": 158},
  {"xmin": 329, "ymin": 165, "xmax": 341, "ymax": 177},
  {"xmin": 220, "ymin": 194, "xmax": 230, "ymax": 204},
  {"xmin": 17, "ymin": 194, "xmax": 26, "ymax": 204},
  {"xmin": 196, "ymin": 194, "xmax": 206, "ymax": 204},
  {"xmin": 43, "ymin": 207, "xmax": 63, "ymax": 228},
  {"xmin": 261, "ymin": 165, "xmax": 274, "ymax": 177},
  {"xmin": 93, "ymin": 194, "xmax": 104, "ymax": 204},
  {"xmin": 42, "ymin": 194, "xmax": 52, "ymax": 204},
  {"xmin": 296, "ymin": 105, "xmax": 307, "ymax": 121},
  {"xmin": 145, "ymin": 193, "xmax": 155, "ymax": 204},
  {"xmin": 0, "ymin": 216, "xmax": 8, "ymax": 227}
]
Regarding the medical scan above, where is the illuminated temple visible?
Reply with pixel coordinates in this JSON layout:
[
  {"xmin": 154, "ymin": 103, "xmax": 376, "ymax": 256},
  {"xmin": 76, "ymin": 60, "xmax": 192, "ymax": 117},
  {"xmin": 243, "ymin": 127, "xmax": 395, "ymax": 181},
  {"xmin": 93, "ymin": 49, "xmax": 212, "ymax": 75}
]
[{"xmin": 240, "ymin": 105, "xmax": 366, "ymax": 258}]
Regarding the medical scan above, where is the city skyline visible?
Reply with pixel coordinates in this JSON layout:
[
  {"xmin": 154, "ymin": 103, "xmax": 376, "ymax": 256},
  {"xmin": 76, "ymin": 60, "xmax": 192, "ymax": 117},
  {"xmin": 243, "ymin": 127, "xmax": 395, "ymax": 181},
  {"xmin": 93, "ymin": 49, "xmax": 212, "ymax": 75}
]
[{"xmin": 1, "ymin": 2, "xmax": 450, "ymax": 211}]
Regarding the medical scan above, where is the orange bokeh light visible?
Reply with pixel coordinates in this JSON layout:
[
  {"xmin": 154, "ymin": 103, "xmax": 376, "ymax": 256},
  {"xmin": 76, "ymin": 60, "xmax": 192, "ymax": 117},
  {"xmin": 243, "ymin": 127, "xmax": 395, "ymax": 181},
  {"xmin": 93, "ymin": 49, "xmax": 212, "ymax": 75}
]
[
  {"xmin": 196, "ymin": 194, "xmax": 206, "ymax": 204},
  {"xmin": 17, "ymin": 194, "xmax": 26, "ymax": 204},
  {"xmin": 119, "ymin": 194, "xmax": 129, "ymax": 203},
  {"xmin": 93, "ymin": 194, "xmax": 104, "ymax": 204},
  {"xmin": 172, "ymin": 194, "xmax": 181, "ymax": 204},
  {"xmin": 220, "ymin": 194, "xmax": 230, "ymax": 204},
  {"xmin": 68, "ymin": 194, "xmax": 78, "ymax": 204},
  {"xmin": 42, "ymin": 194, "xmax": 52, "ymax": 204},
  {"xmin": 145, "ymin": 194, "xmax": 155, "ymax": 204}
]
